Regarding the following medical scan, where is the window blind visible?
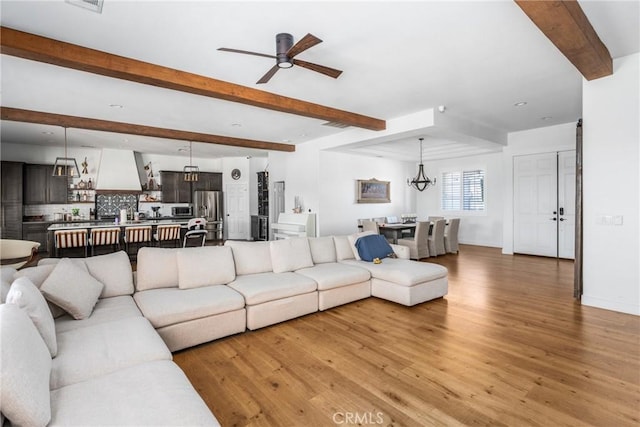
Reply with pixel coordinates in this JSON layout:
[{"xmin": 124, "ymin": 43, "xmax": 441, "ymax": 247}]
[
  {"xmin": 441, "ymin": 172, "xmax": 461, "ymax": 211},
  {"xmin": 441, "ymin": 169, "xmax": 485, "ymax": 211}
]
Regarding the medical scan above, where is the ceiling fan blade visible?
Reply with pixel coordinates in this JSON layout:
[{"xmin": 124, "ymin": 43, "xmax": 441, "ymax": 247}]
[
  {"xmin": 286, "ymin": 33, "xmax": 322, "ymax": 58},
  {"xmin": 292, "ymin": 59, "xmax": 343, "ymax": 79},
  {"xmin": 257, "ymin": 64, "xmax": 280, "ymax": 84},
  {"xmin": 217, "ymin": 48, "xmax": 276, "ymax": 60}
]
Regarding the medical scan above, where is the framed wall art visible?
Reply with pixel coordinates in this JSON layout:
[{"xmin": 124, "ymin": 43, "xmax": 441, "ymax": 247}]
[{"xmin": 356, "ymin": 178, "xmax": 390, "ymax": 203}]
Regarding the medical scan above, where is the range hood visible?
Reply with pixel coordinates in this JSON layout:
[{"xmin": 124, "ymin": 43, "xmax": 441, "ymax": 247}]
[{"xmin": 95, "ymin": 149, "xmax": 145, "ymax": 192}]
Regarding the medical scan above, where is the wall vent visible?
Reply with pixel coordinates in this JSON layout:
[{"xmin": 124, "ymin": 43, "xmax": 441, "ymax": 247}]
[
  {"xmin": 322, "ymin": 121, "xmax": 350, "ymax": 129},
  {"xmin": 66, "ymin": 0, "xmax": 104, "ymax": 13}
]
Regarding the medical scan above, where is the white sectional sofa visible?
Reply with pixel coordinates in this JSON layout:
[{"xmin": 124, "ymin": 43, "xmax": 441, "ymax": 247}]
[{"xmin": 0, "ymin": 231, "xmax": 447, "ymax": 426}]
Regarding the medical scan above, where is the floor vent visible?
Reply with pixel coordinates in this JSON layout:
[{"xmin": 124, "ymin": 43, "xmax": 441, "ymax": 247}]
[
  {"xmin": 66, "ymin": 0, "xmax": 104, "ymax": 13},
  {"xmin": 322, "ymin": 121, "xmax": 350, "ymax": 129}
]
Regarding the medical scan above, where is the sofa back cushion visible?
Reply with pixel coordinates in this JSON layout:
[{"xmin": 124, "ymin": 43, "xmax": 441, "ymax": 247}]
[
  {"xmin": 0, "ymin": 304, "xmax": 52, "ymax": 427},
  {"xmin": 308, "ymin": 236, "xmax": 337, "ymax": 264},
  {"xmin": 225, "ymin": 240, "xmax": 272, "ymax": 275},
  {"xmin": 136, "ymin": 247, "xmax": 180, "ymax": 291},
  {"xmin": 269, "ymin": 237, "xmax": 314, "ymax": 273},
  {"xmin": 334, "ymin": 236, "xmax": 356, "ymax": 261},
  {"xmin": 177, "ymin": 246, "xmax": 236, "ymax": 289},
  {"xmin": 1, "ymin": 266, "xmax": 17, "ymax": 303},
  {"xmin": 84, "ymin": 251, "xmax": 134, "ymax": 298}
]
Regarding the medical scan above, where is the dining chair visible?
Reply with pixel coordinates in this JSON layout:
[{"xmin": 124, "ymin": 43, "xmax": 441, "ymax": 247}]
[
  {"xmin": 154, "ymin": 224, "xmax": 182, "ymax": 248},
  {"xmin": 54, "ymin": 229, "xmax": 88, "ymax": 258},
  {"xmin": 427, "ymin": 216, "xmax": 444, "ymax": 222},
  {"xmin": 124, "ymin": 225, "xmax": 152, "ymax": 257},
  {"xmin": 428, "ymin": 219, "xmax": 446, "ymax": 256},
  {"xmin": 361, "ymin": 220, "xmax": 379, "ymax": 234},
  {"xmin": 396, "ymin": 221, "xmax": 430, "ymax": 260},
  {"xmin": 444, "ymin": 218, "xmax": 461, "ymax": 254},
  {"xmin": 183, "ymin": 218, "xmax": 208, "ymax": 247},
  {"xmin": 89, "ymin": 227, "xmax": 121, "ymax": 256}
]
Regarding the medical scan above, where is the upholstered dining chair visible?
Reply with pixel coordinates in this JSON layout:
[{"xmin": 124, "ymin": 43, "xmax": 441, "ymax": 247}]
[
  {"xmin": 89, "ymin": 227, "xmax": 121, "ymax": 256},
  {"xmin": 124, "ymin": 225, "xmax": 152, "ymax": 257},
  {"xmin": 54, "ymin": 229, "xmax": 88, "ymax": 257},
  {"xmin": 427, "ymin": 216, "xmax": 444, "ymax": 222},
  {"xmin": 154, "ymin": 224, "xmax": 182, "ymax": 248},
  {"xmin": 428, "ymin": 219, "xmax": 447, "ymax": 256},
  {"xmin": 444, "ymin": 218, "xmax": 461, "ymax": 254},
  {"xmin": 396, "ymin": 221, "xmax": 430, "ymax": 260}
]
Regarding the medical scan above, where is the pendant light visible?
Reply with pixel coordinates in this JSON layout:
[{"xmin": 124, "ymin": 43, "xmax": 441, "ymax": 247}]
[
  {"xmin": 407, "ymin": 137, "xmax": 436, "ymax": 191},
  {"xmin": 52, "ymin": 127, "xmax": 80, "ymax": 178},
  {"xmin": 183, "ymin": 141, "xmax": 199, "ymax": 182}
]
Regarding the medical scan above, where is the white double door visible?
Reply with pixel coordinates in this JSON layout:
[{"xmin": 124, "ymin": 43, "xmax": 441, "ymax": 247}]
[{"xmin": 514, "ymin": 151, "xmax": 576, "ymax": 259}]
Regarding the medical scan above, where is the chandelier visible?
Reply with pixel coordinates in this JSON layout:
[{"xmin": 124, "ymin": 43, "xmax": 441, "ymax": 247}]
[
  {"xmin": 407, "ymin": 137, "xmax": 436, "ymax": 191},
  {"xmin": 183, "ymin": 141, "xmax": 199, "ymax": 182},
  {"xmin": 52, "ymin": 127, "xmax": 80, "ymax": 178}
]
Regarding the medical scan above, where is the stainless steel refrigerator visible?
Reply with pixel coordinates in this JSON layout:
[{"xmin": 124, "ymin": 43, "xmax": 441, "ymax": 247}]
[{"xmin": 192, "ymin": 191, "xmax": 224, "ymax": 240}]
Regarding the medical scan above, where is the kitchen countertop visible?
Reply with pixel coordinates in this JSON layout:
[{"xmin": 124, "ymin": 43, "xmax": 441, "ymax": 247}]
[{"xmin": 47, "ymin": 218, "xmax": 194, "ymax": 231}]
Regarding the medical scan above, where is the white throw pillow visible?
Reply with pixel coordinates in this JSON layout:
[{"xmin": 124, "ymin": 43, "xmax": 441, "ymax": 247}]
[
  {"xmin": 334, "ymin": 236, "xmax": 356, "ymax": 261},
  {"xmin": 40, "ymin": 258, "xmax": 104, "ymax": 320},
  {"xmin": 224, "ymin": 240, "xmax": 273, "ymax": 275},
  {"xmin": 13, "ymin": 265, "xmax": 68, "ymax": 318},
  {"xmin": 177, "ymin": 246, "xmax": 236, "ymax": 289},
  {"xmin": 6, "ymin": 277, "xmax": 58, "ymax": 357},
  {"xmin": 269, "ymin": 237, "xmax": 314, "ymax": 273},
  {"xmin": 0, "ymin": 304, "xmax": 52, "ymax": 427},
  {"xmin": 1, "ymin": 266, "xmax": 17, "ymax": 303},
  {"xmin": 347, "ymin": 231, "xmax": 377, "ymax": 261},
  {"xmin": 135, "ymin": 247, "xmax": 179, "ymax": 291},
  {"xmin": 85, "ymin": 251, "xmax": 134, "ymax": 297},
  {"xmin": 308, "ymin": 236, "xmax": 337, "ymax": 264}
]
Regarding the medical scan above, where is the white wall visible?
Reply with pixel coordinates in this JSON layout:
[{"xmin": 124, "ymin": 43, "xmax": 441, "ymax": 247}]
[
  {"xmin": 582, "ymin": 53, "xmax": 639, "ymax": 315},
  {"xmin": 502, "ymin": 122, "xmax": 577, "ymax": 254},
  {"xmin": 416, "ymin": 152, "xmax": 504, "ymax": 247}
]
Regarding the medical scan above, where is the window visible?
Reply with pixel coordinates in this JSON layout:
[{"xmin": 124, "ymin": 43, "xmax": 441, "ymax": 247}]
[{"xmin": 441, "ymin": 169, "xmax": 485, "ymax": 212}]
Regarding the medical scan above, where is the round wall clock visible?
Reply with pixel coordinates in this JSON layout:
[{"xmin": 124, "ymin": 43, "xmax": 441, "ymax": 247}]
[{"xmin": 231, "ymin": 168, "xmax": 241, "ymax": 180}]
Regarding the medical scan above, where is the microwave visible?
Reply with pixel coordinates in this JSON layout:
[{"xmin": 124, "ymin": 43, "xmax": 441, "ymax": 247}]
[{"xmin": 171, "ymin": 206, "xmax": 193, "ymax": 217}]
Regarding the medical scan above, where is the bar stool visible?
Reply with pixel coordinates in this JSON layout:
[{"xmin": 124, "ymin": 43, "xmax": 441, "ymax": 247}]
[
  {"xmin": 124, "ymin": 226, "xmax": 152, "ymax": 258},
  {"xmin": 54, "ymin": 229, "xmax": 88, "ymax": 258},
  {"xmin": 89, "ymin": 227, "xmax": 121, "ymax": 256},
  {"xmin": 154, "ymin": 224, "xmax": 181, "ymax": 248}
]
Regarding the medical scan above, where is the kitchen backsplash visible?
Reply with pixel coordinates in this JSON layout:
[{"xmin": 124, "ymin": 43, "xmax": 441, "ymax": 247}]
[{"xmin": 24, "ymin": 202, "xmax": 191, "ymax": 221}]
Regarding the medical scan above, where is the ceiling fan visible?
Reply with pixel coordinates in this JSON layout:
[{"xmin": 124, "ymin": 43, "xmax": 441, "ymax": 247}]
[{"xmin": 218, "ymin": 33, "xmax": 343, "ymax": 84}]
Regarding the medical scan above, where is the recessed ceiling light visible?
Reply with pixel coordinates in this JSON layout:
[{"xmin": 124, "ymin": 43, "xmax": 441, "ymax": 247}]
[
  {"xmin": 541, "ymin": 116, "xmax": 553, "ymax": 120},
  {"xmin": 42, "ymin": 131, "xmax": 54, "ymax": 135},
  {"xmin": 231, "ymin": 123, "xmax": 242, "ymax": 127},
  {"xmin": 109, "ymin": 104, "xmax": 124, "ymax": 108},
  {"xmin": 514, "ymin": 101, "xmax": 528, "ymax": 107},
  {"xmin": 178, "ymin": 148, "xmax": 188, "ymax": 152}
]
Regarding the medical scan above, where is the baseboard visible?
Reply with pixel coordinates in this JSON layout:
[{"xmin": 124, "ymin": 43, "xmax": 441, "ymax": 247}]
[{"xmin": 581, "ymin": 295, "xmax": 640, "ymax": 316}]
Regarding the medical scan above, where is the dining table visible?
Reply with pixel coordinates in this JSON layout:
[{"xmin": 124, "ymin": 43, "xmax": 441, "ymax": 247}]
[{"xmin": 378, "ymin": 223, "xmax": 417, "ymax": 244}]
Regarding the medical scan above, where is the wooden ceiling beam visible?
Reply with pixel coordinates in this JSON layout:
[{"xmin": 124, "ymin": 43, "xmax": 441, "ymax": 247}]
[
  {"xmin": 0, "ymin": 27, "xmax": 385, "ymax": 131},
  {"xmin": 514, "ymin": 0, "xmax": 612, "ymax": 81},
  {"xmin": 0, "ymin": 107, "xmax": 296, "ymax": 152}
]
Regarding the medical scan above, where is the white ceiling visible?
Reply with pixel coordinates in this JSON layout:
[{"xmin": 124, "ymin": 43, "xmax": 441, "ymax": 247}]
[{"xmin": 1, "ymin": 1, "xmax": 638, "ymax": 162}]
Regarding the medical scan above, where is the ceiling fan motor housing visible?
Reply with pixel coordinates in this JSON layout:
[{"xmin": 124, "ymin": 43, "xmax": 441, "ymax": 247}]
[{"xmin": 276, "ymin": 33, "xmax": 294, "ymax": 68}]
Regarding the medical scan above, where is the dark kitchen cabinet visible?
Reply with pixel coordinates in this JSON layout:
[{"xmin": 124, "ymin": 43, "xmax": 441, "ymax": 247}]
[
  {"xmin": 22, "ymin": 222, "xmax": 52, "ymax": 252},
  {"xmin": 23, "ymin": 164, "xmax": 68, "ymax": 204},
  {"xmin": 192, "ymin": 172, "xmax": 222, "ymax": 192},
  {"xmin": 1, "ymin": 161, "xmax": 24, "ymax": 239},
  {"xmin": 160, "ymin": 171, "xmax": 192, "ymax": 203}
]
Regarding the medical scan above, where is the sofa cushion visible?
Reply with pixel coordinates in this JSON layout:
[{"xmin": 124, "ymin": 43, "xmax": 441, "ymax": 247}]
[
  {"xmin": 84, "ymin": 251, "xmax": 134, "ymax": 297},
  {"xmin": 54, "ymin": 295, "xmax": 142, "ymax": 334},
  {"xmin": 228, "ymin": 272, "xmax": 317, "ymax": 305},
  {"xmin": 333, "ymin": 236, "xmax": 355, "ymax": 261},
  {"xmin": 6, "ymin": 276, "xmax": 57, "ymax": 357},
  {"xmin": 13, "ymin": 265, "xmax": 67, "ymax": 318},
  {"xmin": 49, "ymin": 361, "xmax": 219, "ymax": 426},
  {"xmin": 308, "ymin": 236, "xmax": 337, "ymax": 264},
  {"xmin": 51, "ymin": 317, "xmax": 171, "ymax": 389},
  {"xmin": 269, "ymin": 237, "xmax": 314, "ymax": 273},
  {"xmin": 296, "ymin": 263, "xmax": 371, "ymax": 291},
  {"xmin": 342, "ymin": 258, "xmax": 448, "ymax": 286},
  {"xmin": 135, "ymin": 247, "xmax": 179, "ymax": 291},
  {"xmin": 40, "ymin": 258, "xmax": 104, "ymax": 320},
  {"xmin": 225, "ymin": 240, "xmax": 272, "ymax": 275},
  {"xmin": 177, "ymin": 246, "xmax": 236, "ymax": 289},
  {"xmin": 0, "ymin": 304, "xmax": 52, "ymax": 427},
  {"xmin": 347, "ymin": 231, "xmax": 377, "ymax": 261},
  {"xmin": 134, "ymin": 285, "xmax": 245, "ymax": 329},
  {"xmin": 1, "ymin": 266, "xmax": 17, "ymax": 303},
  {"xmin": 355, "ymin": 234, "xmax": 394, "ymax": 262}
]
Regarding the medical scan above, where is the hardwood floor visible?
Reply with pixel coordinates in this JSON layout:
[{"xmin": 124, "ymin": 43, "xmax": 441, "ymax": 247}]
[{"xmin": 173, "ymin": 245, "xmax": 640, "ymax": 427}]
